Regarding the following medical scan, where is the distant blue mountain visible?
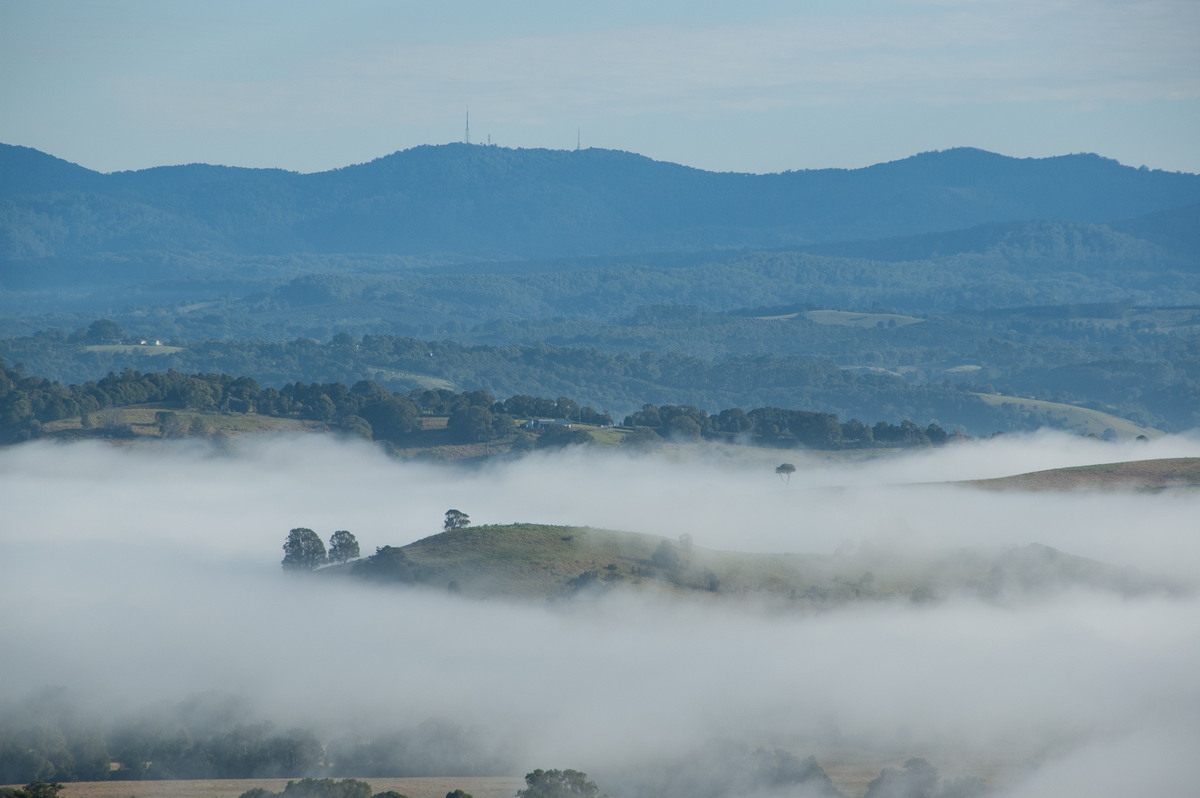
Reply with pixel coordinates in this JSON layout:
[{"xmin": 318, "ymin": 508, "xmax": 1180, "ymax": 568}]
[{"xmin": 3, "ymin": 143, "xmax": 1199, "ymax": 262}]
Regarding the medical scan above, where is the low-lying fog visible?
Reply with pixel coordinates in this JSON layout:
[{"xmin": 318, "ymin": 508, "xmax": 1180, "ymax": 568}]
[{"xmin": 2, "ymin": 432, "xmax": 1198, "ymax": 796}]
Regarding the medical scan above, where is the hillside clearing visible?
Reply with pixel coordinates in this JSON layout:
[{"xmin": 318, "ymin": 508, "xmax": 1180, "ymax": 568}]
[
  {"xmin": 83, "ymin": 345, "xmax": 185, "ymax": 355},
  {"xmin": 972, "ymin": 392, "xmax": 1161, "ymax": 439},
  {"xmin": 803, "ymin": 310, "xmax": 925, "ymax": 328},
  {"xmin": 41, "ymin": 407, "xmax": 320, "ymax": 437},
  {"xmin": 963, "ymin": 457, "xmax": 1200, "ymax": 492}
]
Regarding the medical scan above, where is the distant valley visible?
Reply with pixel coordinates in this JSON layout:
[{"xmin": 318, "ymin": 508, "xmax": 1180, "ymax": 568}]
[{"xmin": 2, "ymin": 143, "xmax": 1197, "ymax": 440}]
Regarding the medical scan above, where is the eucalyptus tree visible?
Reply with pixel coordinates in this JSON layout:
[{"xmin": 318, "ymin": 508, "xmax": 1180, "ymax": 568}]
[
  {"xmin": 327, "ymin": 530, "xmax": 360, "ymax": 563},
  {"xmin": 282, "ymin": 528, "xmax": 326, "ymax": 570}
]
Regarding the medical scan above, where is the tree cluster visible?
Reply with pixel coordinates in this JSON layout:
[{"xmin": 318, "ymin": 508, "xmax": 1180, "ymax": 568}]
[
  {"xmin": 0, "ymin": 359, "xmax": 614, "ymax": 447},
  {"xmin": 863, "ymin": 758, "xmax": 988, "ymax": 798},
  {"xmin": 237, "ymin": 778, "xmax": 375, "ymax": 798},
  {"xmin": 0, "ymin": 783, "xmax": 63, "ymax": 798},
  {"xmin": 623, "ymin": 402, "xmax": 950, "ymax": 449},
  {"xmin": 517, "ymin": 769, "xmax": 602, "ymax": 798},
  {"xmin": 282, "ymin": 529, "xmax": 360, "ymax": 571},
  {"xmin": 349, "ymin": 546, "xmax": 426, "ymax": 585}
]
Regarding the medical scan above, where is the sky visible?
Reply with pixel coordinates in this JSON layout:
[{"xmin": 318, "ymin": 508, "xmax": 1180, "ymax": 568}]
[{"xmin": 2, "ymin": 0, "xmax": 1198, "ymax": 175}]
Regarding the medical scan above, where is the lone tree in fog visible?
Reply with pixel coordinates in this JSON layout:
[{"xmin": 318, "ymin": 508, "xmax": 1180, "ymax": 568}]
[
  {"xmin": 282, "ymin": 527, "xmax": 326, "ymax": 571},
  {"xmin": 516, "ymin": 769, "xmax": 602, "ymax": 798},
  {"xmin": 327, "ymin": 530, "xmax": 360, "ymax": 563},
  {"xmin": 443, "ymin": 509, "xmax": 470, "ymax": 532},
  {"xmin": 775, "ymin": 463, "xmax": 796, "ymax": 483}
]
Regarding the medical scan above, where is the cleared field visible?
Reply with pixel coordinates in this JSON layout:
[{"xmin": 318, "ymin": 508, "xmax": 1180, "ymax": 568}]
[
  {"xmin": 42, "ymin": 407, "xmax": 319, "ymax": 437},
  {"xmin": 972, "ymin": 392, "xmax": 1161, "ymax": 439},
  {"xmin": 803, "ymin": 310, "xmax": 924, "ymax": 328},
  {"xmin": 83, "ymin": 345, "xmax": 185, "ymax": 355},
  {"xmin": 50, "ymin": 777, "xmax": 524, "ymax": 798},
  {"xmin": 583, "ymin": 425, "xmax": 626, "ymax": 446},
  {"xmin": 366, "ymin": 368, "xmax": 456, "ymax": 391},
  {"xmin": 964, "ymin": 457, "xmax": 1200, "ymax": 492},
  {"xmin": 1044, "ymin": 306, "xmax": 1200, "ymax": 332}
]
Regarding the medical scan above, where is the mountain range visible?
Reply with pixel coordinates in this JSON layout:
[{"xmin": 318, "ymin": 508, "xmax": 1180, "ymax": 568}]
[{"xmin": 4, "ymin": 142, "xmax": 1199, "ymax": 264}]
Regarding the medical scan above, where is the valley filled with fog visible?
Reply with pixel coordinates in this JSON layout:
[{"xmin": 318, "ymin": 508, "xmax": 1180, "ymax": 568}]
[{"xmin": 2, "ymin": 433, "xmax": 1199, "ymax": 797}]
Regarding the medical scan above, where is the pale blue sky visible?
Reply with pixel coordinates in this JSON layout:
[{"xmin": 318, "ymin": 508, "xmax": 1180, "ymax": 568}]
[{"xmin": 2, "ymin": 0, "xmax": 1197, "ymax": 174}]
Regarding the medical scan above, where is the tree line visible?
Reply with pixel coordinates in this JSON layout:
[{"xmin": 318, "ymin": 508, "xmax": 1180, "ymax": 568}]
[
  {"xmin": 0, "ymin": 359, "xmax": 955, "ymax": 451},
  {"xmin": 0, "ymin": 686, "xmax": 990, "ymax": 797},
  {"xmin": 10, "ymin": 313, "xmax": 1199, "ymax": 434},
  {"xmin": 0, "ymin": 689, "xmax": 507, "ymax": 785},
  {"xmin": 622, "ymin": 403, "xmax": 950, "ymax": 448}
]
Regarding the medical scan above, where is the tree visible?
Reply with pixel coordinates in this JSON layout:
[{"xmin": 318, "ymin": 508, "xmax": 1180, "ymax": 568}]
[
  {"xmin": 188, "ymin": 416, "xmax": 210, "ymax": 437},
  {"xmin": 443, "ymin": 510, "xmax": 470, "ymax": 532},
  {"xmin": 339, "ymin": 415, "xmax": 374, "ymax": 440},
  {"xmin": 239, "ymin": 780, "xmax": 373, "ymax": 798},
  {"xmin": 447, "ymin": 405, "xmax": 498, "ymax": 443},
  {"xmin": 282, "ymin": 528, "xmax": 326, "ymax": 571},
  {"xmin": 353, "ymin": 546, "xmax": 424, "ymax": 584},
  {"xmin": 327, "ymin": 530, "xmax": 360, "ymax": 564},
  {"xmin": 444, "ymin": 791, "xmax": 473, "ymax": 798},
  {"xmin": 535, "ymin": 425, "xmax": 592, "ymax": 449},
  {"xmin": 516, "ymin": 769, "xmax": 602, "ymax": 798},
  {"xmin": 664, "ymin": 414, "xmax": 701, "ymax": 441},
  {"xmin": 621, "ymin": 427, "xmax": 660, "ymax": 449},
  {"xmin": 359, "ymin": 397, "xmax": 419, "ymax": 440},
  {"xmin": 156, "ymin": 410, "xmax": 187, "ymax": 438},
  {"xmin": 85, "ymin": 319, "xmax": 124, "ymax": 344},
  {"xmin": 713, "ymin": 407, "xmax": 754, "ymax": 434},
  {"xmin": 775, "ymin": 463, "xmax": 796, "ymax": 483},
  {"xmin": 864, "ymin": 758, "xmax": 939, "ymax": 798},
  {"xmin": 0, "ymin": 784, "xmax": 64, "ymax": 798},
  {"xmin": 651, "ymin": 540, "xmax": 685, "ymax": 572}
]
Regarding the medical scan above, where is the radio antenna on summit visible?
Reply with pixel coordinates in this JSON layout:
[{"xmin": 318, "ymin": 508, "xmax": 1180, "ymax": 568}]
[{"xmin": 464, "ymin": 109, "xmax": 471, "ymax": 144}]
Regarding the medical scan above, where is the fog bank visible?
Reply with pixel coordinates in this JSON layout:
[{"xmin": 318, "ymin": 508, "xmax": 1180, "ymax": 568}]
[{"xmin": 2, "ymin": 433, "xmax": 1198, "ymax": 795}]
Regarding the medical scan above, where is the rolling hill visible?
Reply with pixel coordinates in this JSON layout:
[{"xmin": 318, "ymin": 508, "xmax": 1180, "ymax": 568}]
[
  {"xmin": 336, "ymin": 520, "xmax": 1178, "ymax": 605},
  {"xmin": 961, "ymin": 457, "xmax": 1200, "ymax": 492}
]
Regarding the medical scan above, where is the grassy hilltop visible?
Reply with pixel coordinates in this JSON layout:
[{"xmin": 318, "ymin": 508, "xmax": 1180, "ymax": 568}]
[
  {"xmin": 338, "ymin": 526, "xmax": 1177, "ymax": 607},
  {"xmin": 323, "ymin": 458, "xmax": 1199, "ymax": 603}
]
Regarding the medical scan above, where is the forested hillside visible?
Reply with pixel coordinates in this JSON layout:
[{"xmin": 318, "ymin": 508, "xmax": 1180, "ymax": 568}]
[
  {"xmin": 4, "ymin": 297, "xmax": 1197, "ymax": 434},
  {"xmin": 5, "ymin": 144, "xmax": 1200, "ymax": 264}
]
